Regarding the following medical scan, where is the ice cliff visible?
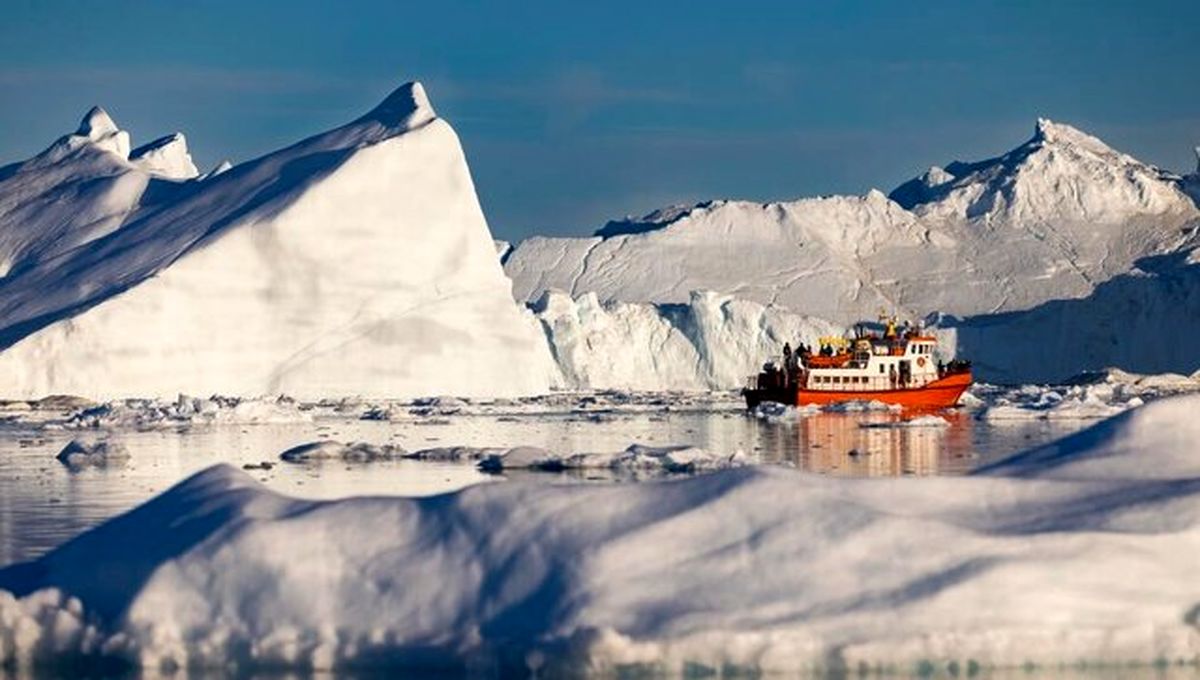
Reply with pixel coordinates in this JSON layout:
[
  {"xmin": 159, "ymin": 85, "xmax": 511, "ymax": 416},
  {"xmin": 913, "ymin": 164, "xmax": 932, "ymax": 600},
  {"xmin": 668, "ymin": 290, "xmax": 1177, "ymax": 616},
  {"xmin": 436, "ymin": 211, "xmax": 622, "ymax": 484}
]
[
  {"xmin": 0, "ymin": 83, "xmax": 558, "ymax": 399},
  {"xmin": 533, "ymin": 289, "xmax": 842, "ymax": 390}
]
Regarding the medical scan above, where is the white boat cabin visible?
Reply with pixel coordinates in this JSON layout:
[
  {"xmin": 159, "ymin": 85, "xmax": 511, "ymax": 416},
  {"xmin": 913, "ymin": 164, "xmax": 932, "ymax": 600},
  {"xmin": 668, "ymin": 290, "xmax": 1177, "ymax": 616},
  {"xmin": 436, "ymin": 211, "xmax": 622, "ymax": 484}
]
[{"xmin": 802, "ymin": 335, "xmax": 942, "ymax": 392}]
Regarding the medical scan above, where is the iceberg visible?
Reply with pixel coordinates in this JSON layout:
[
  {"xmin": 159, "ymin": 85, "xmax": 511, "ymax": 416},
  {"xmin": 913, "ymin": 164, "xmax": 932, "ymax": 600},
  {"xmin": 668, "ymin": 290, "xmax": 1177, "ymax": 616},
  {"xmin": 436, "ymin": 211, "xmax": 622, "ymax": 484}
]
[
  {"xmin": 505, "ymin": 119, "xmax": 1200, "ymax": 383},
  {"xmin": 0, "ymin": 82, "xmax": 558, "ymax": 399}
]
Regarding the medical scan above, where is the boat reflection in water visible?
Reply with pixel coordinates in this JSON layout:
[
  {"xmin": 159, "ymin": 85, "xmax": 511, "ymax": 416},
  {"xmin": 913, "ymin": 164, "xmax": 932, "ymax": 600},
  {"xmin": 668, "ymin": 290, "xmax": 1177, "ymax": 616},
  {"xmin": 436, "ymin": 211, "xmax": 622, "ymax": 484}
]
[{"xmin": 754, "ymin": 410, "xmax": 976, "ymax": 476}]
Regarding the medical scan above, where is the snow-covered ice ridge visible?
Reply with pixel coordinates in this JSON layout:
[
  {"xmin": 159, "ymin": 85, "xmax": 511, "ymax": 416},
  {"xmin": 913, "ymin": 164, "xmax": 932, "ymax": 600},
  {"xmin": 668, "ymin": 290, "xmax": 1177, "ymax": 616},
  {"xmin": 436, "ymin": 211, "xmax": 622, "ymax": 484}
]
[
  {"xmin": 507, "ymin": 120, "xmax": 1200, "ymax": 324},
  {"xmin": 0, "ymin": 82, "xmax": 558, "ymax": 399},
  {"xmin": 3, "ymin": 393, "xmax": 1200, "ymax": 674},
  {"xmin": 506, "ymin": 121, "xmax": 1200, "ymax": 383}
]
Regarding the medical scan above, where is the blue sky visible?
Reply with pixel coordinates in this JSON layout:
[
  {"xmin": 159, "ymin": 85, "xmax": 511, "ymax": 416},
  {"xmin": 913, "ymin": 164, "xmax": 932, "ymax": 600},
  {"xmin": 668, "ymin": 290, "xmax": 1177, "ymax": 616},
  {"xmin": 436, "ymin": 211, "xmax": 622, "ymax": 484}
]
[{"xmin": 2, "ymin": 1, "xmax": 1197, "ymax": 241}]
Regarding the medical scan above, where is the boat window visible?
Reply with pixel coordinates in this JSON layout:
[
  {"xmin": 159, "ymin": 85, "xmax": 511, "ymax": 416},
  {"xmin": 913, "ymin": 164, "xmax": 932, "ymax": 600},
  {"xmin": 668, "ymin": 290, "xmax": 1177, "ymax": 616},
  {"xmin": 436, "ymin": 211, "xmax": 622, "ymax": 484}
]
[{"xmin": 879, "ymin": 364, "xmax": 885, "ymax": 374}]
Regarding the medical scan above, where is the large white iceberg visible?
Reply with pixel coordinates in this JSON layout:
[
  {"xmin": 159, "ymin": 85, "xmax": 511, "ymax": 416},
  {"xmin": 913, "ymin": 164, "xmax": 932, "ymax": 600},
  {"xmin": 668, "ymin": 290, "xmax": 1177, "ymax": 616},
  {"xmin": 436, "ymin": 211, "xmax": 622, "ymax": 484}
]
[
  {"xmin": 0, "ymin": 82, "xmax": 558, "ymax": 399},
  {"xmin": 2, "ymin": 393, "xmax": 1199, "ymax": 674},
  {"xmin": 506, "ymin": 119, "xmax": 1199, "ymax": 325},
  {"xmin": 505, "ymin": 119, "xmax": 1200, "ymax": 382}
]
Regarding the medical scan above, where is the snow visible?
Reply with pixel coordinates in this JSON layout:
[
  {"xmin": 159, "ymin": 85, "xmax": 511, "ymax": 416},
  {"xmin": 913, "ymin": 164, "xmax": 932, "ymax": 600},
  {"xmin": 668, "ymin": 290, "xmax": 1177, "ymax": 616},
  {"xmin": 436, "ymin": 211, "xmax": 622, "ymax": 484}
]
[
  {"xmin": 0, "ymin": 82, "xmax": 559, "ymax": 400},
  {"xmin": 532, "ymin": 289, "xmax": 842, "ymax": 390},
  {"xmin": 3, "ymin": 393, "xmax": 1200, "ymax": 673}
]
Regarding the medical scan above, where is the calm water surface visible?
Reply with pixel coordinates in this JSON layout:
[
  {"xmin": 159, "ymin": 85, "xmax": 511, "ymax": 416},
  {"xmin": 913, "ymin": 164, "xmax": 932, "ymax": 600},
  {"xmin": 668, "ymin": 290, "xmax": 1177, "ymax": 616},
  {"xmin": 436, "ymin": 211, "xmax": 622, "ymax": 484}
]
[{"xmin": 0, "ymin": 407, "xmax": 1089, "ymax": 565}]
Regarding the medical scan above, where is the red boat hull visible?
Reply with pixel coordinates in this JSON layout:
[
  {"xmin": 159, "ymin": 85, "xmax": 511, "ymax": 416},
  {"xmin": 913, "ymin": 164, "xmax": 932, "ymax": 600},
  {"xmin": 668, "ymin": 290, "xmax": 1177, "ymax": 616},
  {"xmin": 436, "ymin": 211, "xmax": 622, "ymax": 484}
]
[{"xmin": 744, "ymin": 372, "xmax": 972, "ymax": 411}]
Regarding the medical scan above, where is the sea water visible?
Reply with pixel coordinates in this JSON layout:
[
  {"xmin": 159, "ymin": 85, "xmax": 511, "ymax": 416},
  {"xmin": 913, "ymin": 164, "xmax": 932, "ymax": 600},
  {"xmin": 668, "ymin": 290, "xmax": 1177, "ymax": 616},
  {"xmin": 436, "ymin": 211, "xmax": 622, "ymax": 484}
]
[{"xmin": 0, "ymin": 404, "xmax": 1086, "ymax": 565}]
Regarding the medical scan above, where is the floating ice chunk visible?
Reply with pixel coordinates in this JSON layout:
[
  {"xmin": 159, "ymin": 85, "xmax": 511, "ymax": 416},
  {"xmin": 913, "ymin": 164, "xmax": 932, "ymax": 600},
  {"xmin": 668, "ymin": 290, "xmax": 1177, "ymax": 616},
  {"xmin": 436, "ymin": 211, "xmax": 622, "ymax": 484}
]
[
  {"xmin": 861, "ymin": 414, "xmax": 949, "ymax": 429},
  {"xmin": 479, "ymin": 443, "xmax": 749, "ymax": 473},
  {"xmin": 61, "ymin": 396, "xmax": 311, "ymax": 429},
  {"xmin": 405, "ymin": 446, "xmax": 520, "ymax": 462},
  {"xmin": 979, "ymin": 382, "xmax": 1139, "ymax": 422},
  {"xmin": 822, "ymin": 399, "xmax": 902, "ymax": 413},
  {"xmin": 279, "ymin": 440, "xmax": 403, "ymax": 463},
  {"xmin": 55, "ymin": 439, "xmax": 130, "ymax": 469},
  {"xmin": 748, "ymin": 401, "xmax": 819, "ymax": 423},
  {"xmin": 956, "ymin": 390, "xmax": 986, "ymax": 409},
  {"xmin": 223, "ymin": 398, "xmax": 312, "ymax": 425}
]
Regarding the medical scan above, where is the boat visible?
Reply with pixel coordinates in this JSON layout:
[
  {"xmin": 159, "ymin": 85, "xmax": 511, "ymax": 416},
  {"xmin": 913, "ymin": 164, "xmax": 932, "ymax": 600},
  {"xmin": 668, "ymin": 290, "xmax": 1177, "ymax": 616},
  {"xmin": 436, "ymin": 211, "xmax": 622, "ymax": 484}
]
[{"xmin": 742, "ymin": 318, "xmax": 972, "ymax": 410}]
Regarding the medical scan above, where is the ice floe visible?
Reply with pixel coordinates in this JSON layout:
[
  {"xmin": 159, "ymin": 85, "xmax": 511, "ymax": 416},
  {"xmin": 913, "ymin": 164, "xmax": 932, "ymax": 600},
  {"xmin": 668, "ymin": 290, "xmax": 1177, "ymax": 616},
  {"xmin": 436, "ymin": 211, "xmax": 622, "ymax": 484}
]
[
  {"xmin": 478, "ymin": 443, "xmax": 750, "ymax": 473},
  {"xmin": 278, "ymin": 440, "xmax": 404, "ymax": 463},
  {"xmin": 54, "ymin": 439, "xmax": 130, "ymax": 469},
  {"xmin": 57, "ymin": 395, "xmax": 312, "ymax": 429}
]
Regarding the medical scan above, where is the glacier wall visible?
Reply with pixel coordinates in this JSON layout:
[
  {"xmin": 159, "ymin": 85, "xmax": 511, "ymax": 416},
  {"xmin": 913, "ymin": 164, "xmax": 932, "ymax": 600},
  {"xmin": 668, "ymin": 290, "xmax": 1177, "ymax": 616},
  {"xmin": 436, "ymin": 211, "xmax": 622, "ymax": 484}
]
[{"xmin": 532, "ymin": 289, "xmax": 842, "ymax": 391}]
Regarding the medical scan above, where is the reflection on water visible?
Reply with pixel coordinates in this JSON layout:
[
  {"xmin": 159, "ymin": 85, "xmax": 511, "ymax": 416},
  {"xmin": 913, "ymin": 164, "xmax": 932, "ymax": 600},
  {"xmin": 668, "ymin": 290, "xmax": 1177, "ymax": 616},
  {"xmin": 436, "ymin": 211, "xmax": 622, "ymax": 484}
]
[
  {"xmin": 762, "ymin": 411, "xmax": 978, "ymax": 476},
  {"xmin": 0, "ymin": 408, "xmax": 1087, "ymax": 565}
]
